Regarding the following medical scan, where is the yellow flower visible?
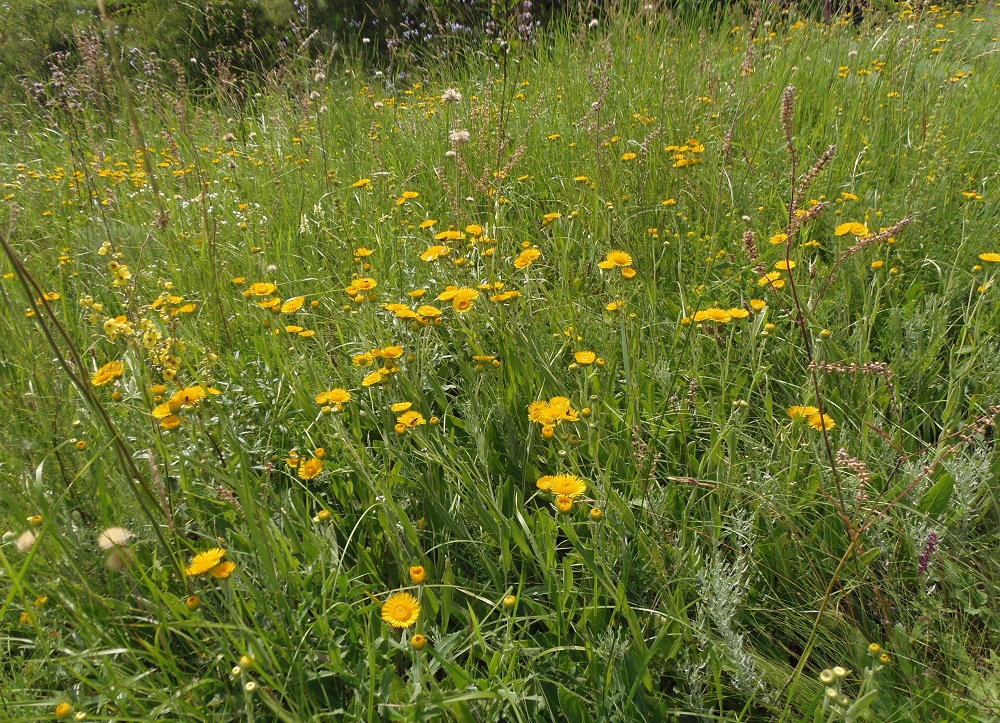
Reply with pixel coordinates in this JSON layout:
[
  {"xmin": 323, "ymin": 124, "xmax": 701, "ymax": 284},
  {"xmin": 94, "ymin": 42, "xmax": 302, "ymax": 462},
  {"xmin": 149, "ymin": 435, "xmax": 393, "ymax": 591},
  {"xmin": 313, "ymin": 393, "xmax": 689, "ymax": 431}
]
[
  {"xmin": 871, "ymin": 260, "xmax": 884, "ymax": 270},
  {"xmin": 352, "ymin": 178, "xmax": 372, "ymax": 188},
  {"xmin": 769, "ymin": 232, "xmax": 788, "ymax": 245},
  {"xmin": 355, "ymin": 247, "xmax": 374, "ymax": 257},
  {"xmin": 382, "ymin": 591, "xmax": 420, "ymax": 628},
  {"xmin": 464, "ymin": 224, "xmax": 483, "ymax": 235},
  {"xmin": 417, "ymin": 305, "xmax": 441, "ymax": 319},
  {"xmin": 374, "ymin": 345, "xmax": 404, "ymax": 359},
  {"xmin": 247, "ymin": 282, "xmax": 278, "ymax": 296},
  {"xmin": 774, "ymin": 260, "xmax": 796, "ymax": 270},
  {"xmin": 541, "ymin": 212, "xmax": 562, "ymax": 224},
  {"xmin": 808, "ymin": 413, "xmax": 836, "ymax": 431},
  {"xmin": 160, "ymin": 415, "xmax": 182, "ymax": 430},
  {"xmin": 91, "ymin": 360, "xmax": 124, "ymax": 386},
  {"xmin": 727, "ymin": 307, "xmax": 750, "ymax": 319},
  {"xmin": 598, "ymin": 250, "xmax": 633, "ymax": 269},
  {"xmin": 835, "ymin": 222, "xmax": 870, "ymax": 237},
  {"xmin": 749, "ymin": 299, "xmax": 767, "ymax": 311},
  {"xmin": 187, "ymin": 548, "xmax": 226, "ymax": 576},
  {"xmin": 419, "ymin": 219, "xmax": 437, "ymax": 229},
  {"xmin": 210, "ymin": 561, "xmax": 236, "ymax": 579},
  {"xmin": 170, "ymin": 386, "xmax": 207, "ymax": 407},
  {"xmin": 451, "ymin": 288, "xmax": 479, "ymax": 313},
  {"xmin": 693, "ymin": 308, "xmax": 731, "ymax": 323},
  {"xmin": 574, "ymin": 351, "xmax": 597, "ymax": 365},
  {"xmin": 353, "ymin": 352, "xmax": 375, "ymax": 367},
  {"xmin": 397, "ymin": 410, "xmax": 427, "ymax": 427},
  {"xmin": 55, "ymin": 702, "xmax": 73, "ymax": 718},
  {"xmin": 280, "ymin": 296, "xmax": 305, "ymax": 313},
  {"xmin": 978, "ymin": 252, "xmax": 1000, "ymax": 263},
  {"xmin": 621, "ymin": 267, "xmax": 637, "ymax": 279},
  {"xmin": 514, "ymin": 247, "xmax": 541, "ymax": 269},
  {"xmin": 546, "ymin": 473, "xmax": 587, "ymax": 498},
  {"xmin": 606, "ymin": 301, "xmax": 625, "ymax": 311},
  {"xmin": 411, "ymin": 633, "xmax": 427, "ymax": 650},
  {"xmin": 758, "ymin": 272, "xmax": 785, "ymax": 288},
  {"xmin": 420, "ymin": 245, "xmax": 450, "ymax": 262},
  {"xmin": 316, "ymin": 388, "xmax": 351, "ymax": 405},
  {"xmin": 556, "ymin": 495, "xmax": 574, "ymax": 512},
  {"xmin": 391, "ymin": 401, "xmax": 413, "ymax": 412},
  {"xmin": 787, "ymin": 405, "xmax": 819, "ymax": 419},
  {"xmin": 298, "ymin": 457, "xmax": 323, "ymax": 480},
  {"xmin": 621, "ymin": 152, "xmax": 637, "ymax": 161},
  {"xmin": 434, "ymin": 230, "xmax": 465, "ymax": 241},
  {"xmin": 362, "ymin": 370, "xmax": 383, "ymax": 387},
  {"xmin": 409, "ymin": 565, "xmax": 426, "ymax": 584}
]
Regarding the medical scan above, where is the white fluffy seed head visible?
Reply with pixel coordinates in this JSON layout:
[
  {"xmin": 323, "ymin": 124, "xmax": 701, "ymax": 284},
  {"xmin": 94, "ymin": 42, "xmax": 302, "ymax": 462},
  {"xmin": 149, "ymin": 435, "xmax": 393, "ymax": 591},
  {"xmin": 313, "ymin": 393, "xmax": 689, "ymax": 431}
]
[
  {"xmin": 98, "ymin": 527, "xmax": 133, "ymax": 551},
  {"xmin": 16, "ymin": 530, "xmax": 37, "ymax": 553}
]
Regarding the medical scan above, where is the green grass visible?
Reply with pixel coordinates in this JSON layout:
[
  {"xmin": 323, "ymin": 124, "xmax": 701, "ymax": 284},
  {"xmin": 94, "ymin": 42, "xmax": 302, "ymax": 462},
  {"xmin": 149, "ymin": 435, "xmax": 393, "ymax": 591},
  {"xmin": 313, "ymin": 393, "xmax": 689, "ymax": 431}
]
[{"xmin": 2, "ymin": 2, "xmax": 1000, "ymax": 720}]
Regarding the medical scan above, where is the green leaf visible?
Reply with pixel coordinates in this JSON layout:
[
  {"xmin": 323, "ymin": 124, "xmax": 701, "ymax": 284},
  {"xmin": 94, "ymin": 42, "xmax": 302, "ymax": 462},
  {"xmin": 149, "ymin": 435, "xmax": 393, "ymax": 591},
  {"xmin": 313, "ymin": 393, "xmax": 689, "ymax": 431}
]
[{"xmin": 919, "ymin": 471, "xmax": 953, "ymax": 515}]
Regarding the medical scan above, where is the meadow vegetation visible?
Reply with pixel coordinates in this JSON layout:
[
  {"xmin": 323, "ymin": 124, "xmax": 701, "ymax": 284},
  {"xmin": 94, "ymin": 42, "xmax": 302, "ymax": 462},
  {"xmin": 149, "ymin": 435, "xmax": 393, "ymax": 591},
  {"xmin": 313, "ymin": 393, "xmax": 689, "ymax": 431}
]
[{"xmin": 2, "ymin": 2, "xmax": 1000, "ymax": 720}]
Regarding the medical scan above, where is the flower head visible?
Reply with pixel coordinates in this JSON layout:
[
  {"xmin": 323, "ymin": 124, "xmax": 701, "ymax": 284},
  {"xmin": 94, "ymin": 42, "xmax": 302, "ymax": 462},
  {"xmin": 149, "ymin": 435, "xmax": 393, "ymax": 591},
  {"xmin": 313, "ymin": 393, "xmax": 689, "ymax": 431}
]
[
  {"xmin": 598, "ymin": 250, "xmax": 633, "ymax": 269},
  {"xmin": 382, "ymin": 591, "xmax": 420, "ymax": 628},
  {"xmin": 91, "ymin": 361, "xmax": 124, "ymax": 387},
  {"xmin": 298, "ymin": 457, "xmax": 323, "ymax": 480},
  {"xmin": 187, "ymin": 548, "xmax": 226, "ymax": 576},
  {"xmin": 97, "ymin": 527, "xmax": 133, "ymax": 551}
]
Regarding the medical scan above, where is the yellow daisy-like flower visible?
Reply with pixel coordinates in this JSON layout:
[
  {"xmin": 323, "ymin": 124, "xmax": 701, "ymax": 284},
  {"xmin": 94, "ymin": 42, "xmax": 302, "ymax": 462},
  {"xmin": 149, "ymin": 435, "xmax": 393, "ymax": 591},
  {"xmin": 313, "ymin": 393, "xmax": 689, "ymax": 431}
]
[
  {"xmin": 749, "ymin": 299, "xmax": 767, "ymax": 311},
  {"xmin": 352, "ymin": 178, "xmax": 372, "ymax": 188},
  {"xmin": 769, "ymin": 232, "xmax": 788, "ymax": 245},
  {"xmin": 514, "ymin": 247, "xmax": 541, "ymax": 269},
  {"xmin": 419, "ymin": 219, "xmax": 437, "ymax": 229},
  {"xmin": 621, "ymin": 152, "xmax": 637, "ymax": 161},
  {"xmin": 247, "ymin": 282, "xmax": 278, "ymax": 296},
  {"xmin": 170, "ymin": 386, "xmax": 207, "ymax": 407},
  {"xmin": 409, "ymin": 565, "xmax": 427, "ymax": 584},
  {"xmin": 693, "ymin": 308, "xmax": 731, "ymax": 323},
  {"xmin": 808, "ymin": 413, "xmax": 836, "ymax": 431},
  {"xmin": 420, "ymin": 245, "xmax": 450, "ymax": 262},
  {"xmin": 210, "ymin": 560, "xmax": 236, "ymax": 579},
  {"xmin": 160, "ymin": 415, "xmax": 182, "ymax": 430},
  {"xmin": 417, "ymin": 305, "xmax": 442, "ymax": 318},
  {"xmin": 298, "ymin": 457, "xmax": 323, "ymax": 480},
  {"xmin": 280, "ymin": 296, "xmax": 305, "ymax": 313},
  {"xmin": 787, "ymin": 405, "xmax": 819, "ymax": 419},
  {"xmin": 353, "ymin": 352, "xmax": 375, "ymax": 367},
  {"xmin": 397, "ymin": 410, "xmax": 427, "ymax": 427},
  {"xmin": 391, "ymin": 401, "xmax": 413, "ymax": 412},
  {"xmin": 727, "ymin": 308, "xmax": 750, "ymax": 319},
  {"xmin": 451, "ymin": 288, "xmax": 479, "ymax": 313},
  {"xmin": 598, "ymin": 250, "xmax": 633, "ymax": 269},
  {"xmin": 574, "ymin": 351, "xmax": 597, "ymax": 365},
  {"xmin": 774, "ymin": 260, "xmax": 796, "ymax": 270},
  {"xmin": 835, "ymin": 222, "xmax": 870, "ymax": 237},
  {"xmin": 382, "ymin": 591, "xmax": 420, "ymax": 628},
  {"xmin": 187, "ymin": 548, "xmax": 226, "ymax": 576},
  {"xmin": 91, "ymin": 360, "xmax": 124, "ymax": 386},
  {"xmin": 978, "ymin": 252, "xmax": 1000, "ymax": 263},
  {"xmin": 545, "ymin": 473, "xmax": 587, "ymax": 498},
  {"xmin": 316, "ymin": 388, "xmax": 351, "ymax": 405},
  {"xmin": 362, "ymin": 370, "xmax": 384, "ymax": 387}
]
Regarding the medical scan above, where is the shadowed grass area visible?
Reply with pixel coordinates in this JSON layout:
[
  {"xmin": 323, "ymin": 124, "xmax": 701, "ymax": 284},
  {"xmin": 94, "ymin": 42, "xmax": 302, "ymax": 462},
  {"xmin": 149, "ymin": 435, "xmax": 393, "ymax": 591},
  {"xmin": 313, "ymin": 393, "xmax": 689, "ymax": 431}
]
[{"xmin": 1, "ymin": 3, "xmax": 1000, "ymax": 720}]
